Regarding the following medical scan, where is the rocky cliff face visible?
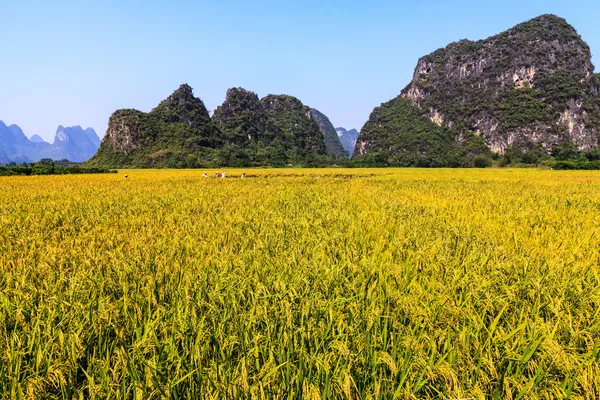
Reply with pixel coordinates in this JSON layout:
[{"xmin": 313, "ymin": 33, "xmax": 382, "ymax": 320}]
[
  {"xmin": 593, "ymin": 73, "xmax": 600, "ymax": 120},
  {"xmin": 354, "ymin": 96, "xmax": 491, "ymax": 167},
  {"xmin": 90, "ymin": 84, "xmax": 219, "ymax": 168},
  {"xmin": 309, "ymin": 109, "xmax": 347, "ymax": 159},
  {"xmin": 103, "ymin": 110, "xmax": 156, "ymax": 155},
  {"xmin": 396, "ymin": 14, "xmax": 600, "ymax": 154},
  {"xmin": 336, "ymin": 128, "xmax": 360, "ymax": 157}
]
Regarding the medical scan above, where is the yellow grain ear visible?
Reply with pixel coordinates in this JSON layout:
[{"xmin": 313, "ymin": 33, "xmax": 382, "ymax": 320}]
[{"xmin": 2, "ymin": 168, "xmax": 599, "ymax": 398}]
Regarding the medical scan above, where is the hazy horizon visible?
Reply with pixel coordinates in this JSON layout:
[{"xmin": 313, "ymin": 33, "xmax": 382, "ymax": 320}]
[{"xmin": 3, "ymin": 0, "xmax": 599, "ymax": 142}]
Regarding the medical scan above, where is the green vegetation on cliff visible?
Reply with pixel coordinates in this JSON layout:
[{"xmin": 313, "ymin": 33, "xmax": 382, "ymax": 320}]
[
  {"xmin": 354, "ymin": 14, "xmax": 600, "ymax": 167},
  {"xmin": 308, "ymin": 109, "xmax": 347, "ymax": 159},
  {"xmin": 592, "ymin": 73, "xmax": 600, "ymax": 130},
  {"xmin": 400, "ymin": 14, "xmax": 599, "ymax": 153},
  {"xmin": 212, "ymin": 90, "xmax": 330, "ymax": 167},
  {"xmin": 89, "ymin": 86, "xmax": 331, "ymax": 168},
  {"xmin": 355, "ymin": 97, "xmax": 491, "ymax": 167},
  {"xmin": 88, "ymin": 85, "xmax": 220, "ymax": 168},
  {"xmin": 212, "ymin": 88, "xmax": 265, "ymax": 148},
  {"xmin": 260, "ymin": 95, "xmax": 327, "ymax": 164}
]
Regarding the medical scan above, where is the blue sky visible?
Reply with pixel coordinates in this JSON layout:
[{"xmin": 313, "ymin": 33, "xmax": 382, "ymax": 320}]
[{"xmin": 2, "ymin": 0, "xmax": 599, "ymax": 142}]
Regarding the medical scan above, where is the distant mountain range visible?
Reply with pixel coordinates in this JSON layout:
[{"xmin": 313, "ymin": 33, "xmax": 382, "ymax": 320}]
[
  {"xmin": 0, "ymin": 122, "xmax": 100, "ymax": 164},
  {"xmin": 335, "ymin": 128, "xmax": 359, "ymax": 157}
]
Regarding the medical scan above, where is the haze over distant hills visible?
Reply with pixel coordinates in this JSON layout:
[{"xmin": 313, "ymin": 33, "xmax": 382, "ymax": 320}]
[
  {"xmin": 29, "ymin": 134, "xmax": 47, "ymax": 144},
  {"xmin": 0, "ymin": 121, "xmax": 100, "ymax": 163},
  {"xmin": 53, "ymin": 125, "xmax": 102, "ymax": 162},
  {"xmin": 309, "ymin": 109, "xmax": 347, "ymax": 159},
  {"xmin": 335, "ymin": 128, "xmax": 360, "ymax": 157}
]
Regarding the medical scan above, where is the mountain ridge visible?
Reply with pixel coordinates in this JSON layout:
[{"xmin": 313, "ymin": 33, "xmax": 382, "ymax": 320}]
[
  {"xmin": 29, "ymin": 134, "xmax": 47, "ymax": 144},
  {"xmin": 0, "ymin": 121, "xmax": 100, "ymax": 163},
  {"xmin": 89, "ymin": 85, "xmax": 333, "ymax": 168},
  {"xmin": 355, "ymin": 14, "xmax": 600, "ymax": 164}
]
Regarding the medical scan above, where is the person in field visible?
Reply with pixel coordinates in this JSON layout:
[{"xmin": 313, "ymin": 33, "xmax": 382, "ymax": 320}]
[
  {"xmin": 241, "ymin": 172, "xmax": 246, "ymax": 179},
  {"xmin": 215, "ymin": 172, "xmax": 222, "ymax": 178},
  {"xmin": 222, "ymin": 172, "xmax": 226, "ymax": 178},
  {"xmin": 202, "ymin": 172, "xmax": 208, "ymax": 178}
]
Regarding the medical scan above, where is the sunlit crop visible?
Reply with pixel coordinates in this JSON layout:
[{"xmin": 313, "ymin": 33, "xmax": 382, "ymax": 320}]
[{"xmin": 1, "ymin": 168, "xmax": 599, "ymax": 399}]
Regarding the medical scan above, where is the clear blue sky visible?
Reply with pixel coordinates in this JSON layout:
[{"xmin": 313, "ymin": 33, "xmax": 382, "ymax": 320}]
[{"xmin": 2, "ymin": 0, "xmax": 599, "ymax": 142}]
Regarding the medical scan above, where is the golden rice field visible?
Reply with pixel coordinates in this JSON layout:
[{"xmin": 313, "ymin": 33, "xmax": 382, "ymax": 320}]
[{"xmin": 1, "ymin": 168, "xmax": 600, "ymax": 399}]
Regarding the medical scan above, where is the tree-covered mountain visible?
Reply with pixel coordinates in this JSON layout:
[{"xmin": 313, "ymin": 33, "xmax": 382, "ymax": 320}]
[
  {"xmin": 257, "ymin": 95, "xmax": 328, "ymax": 165},
  {"xmin": 355, "ymin": 97, "xmax": 491, "ymax": 167},
  {"xmin": 356, "ymin": 14, "xmax": 600, "ymax": 165},
  {"xmin": 0, "ymin": 121, "xmax": 100, "ymax": 164},
  {"xmin": 212, "ymin": 88, "xmax": 265, "ymax": 148},
  {"xmin": 90, "ymin": 85, "xmax": 331, "ymax": 168},
  {"xmin": 211, "ymin": 87, "xmax": 267, "ymax": 166},
  {"xmin": 308, "ymin": 109, "xmax": 347, "ymax": 159},
  {"xmin": 88, "ymin": 84, "xmax": 220, "ymax": 168},
  {"xmin": 211, "ymin": 89, "xmax": 329, "ymax": 166},
  {"xmin": 335, "ymin": 128, "xmax": 360, "ymax": 157}
]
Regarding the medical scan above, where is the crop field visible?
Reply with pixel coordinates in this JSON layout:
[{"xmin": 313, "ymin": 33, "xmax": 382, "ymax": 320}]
[{"xmin": 1, "ymin": 168, "xmax": 600, "ymax": 399}]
